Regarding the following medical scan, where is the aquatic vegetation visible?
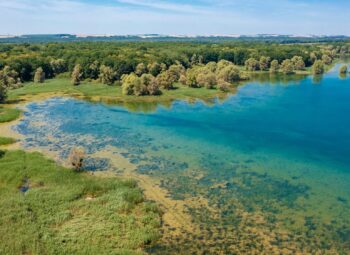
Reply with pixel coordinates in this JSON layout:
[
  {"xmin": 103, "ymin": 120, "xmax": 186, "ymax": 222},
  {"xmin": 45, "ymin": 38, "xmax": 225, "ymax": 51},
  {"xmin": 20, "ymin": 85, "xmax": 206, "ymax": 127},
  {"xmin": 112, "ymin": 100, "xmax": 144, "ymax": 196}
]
[
  {"xmin": 0, "ymin": 107, "xmax": 21, "ymax": 123},
  {"xmin": 0, "ymin": 136, "xmax": 16, "ymax": 146},
  {"xmin": 0, "ymin": 150, "xmax": 161, "ymax": 255}
]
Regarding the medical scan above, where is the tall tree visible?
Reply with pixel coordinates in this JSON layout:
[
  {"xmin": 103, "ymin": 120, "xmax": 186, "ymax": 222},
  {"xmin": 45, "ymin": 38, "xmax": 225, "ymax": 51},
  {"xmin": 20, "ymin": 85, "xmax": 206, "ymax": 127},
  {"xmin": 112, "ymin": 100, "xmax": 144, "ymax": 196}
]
[
  {"xmin": 259, "ymin": 56, "xmax": 271, "ymax": 71},
  {"xmin": 280, "ymin": 59, "xmax": 295, "ymax": 74},
  {"xmin": 312, "ymin": 60, "xmax": 325, "ymax": 75},
  {"xmin": 245, "ymin": 58, "xmax": 259, "ymax": 71},
  {"xmin": 291, "ymin": 56, "xmax": 305, "ymax": 70},
  {"xmin": 99, "ymin": 65, "xmax": 115, "ymax": 85},
  {"xmin": 34, "ymin": 67, "xmax": 45, "ymax": 83},
  {"xmin": 71, "ymin": 64, "xmax": 83, "ymax": 85},
  {"xmin": 135, "ymin": 63, "xmax": 147, "ymax": 76},
  {"xmin": 339, "ymin": 65, "xmax": 348, "ymax": 74},
  {"xmin": 270, "ymin": 60, "xmax": 279, "ymax": 73}
]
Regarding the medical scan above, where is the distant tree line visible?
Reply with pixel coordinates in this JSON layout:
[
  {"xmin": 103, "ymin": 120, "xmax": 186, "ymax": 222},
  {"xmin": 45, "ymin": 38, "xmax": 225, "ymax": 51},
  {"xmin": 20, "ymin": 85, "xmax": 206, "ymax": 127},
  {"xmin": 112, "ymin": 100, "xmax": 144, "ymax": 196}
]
[{"xmin": 1, "ymin": 41, "xmax": 349, "ymax": 101}]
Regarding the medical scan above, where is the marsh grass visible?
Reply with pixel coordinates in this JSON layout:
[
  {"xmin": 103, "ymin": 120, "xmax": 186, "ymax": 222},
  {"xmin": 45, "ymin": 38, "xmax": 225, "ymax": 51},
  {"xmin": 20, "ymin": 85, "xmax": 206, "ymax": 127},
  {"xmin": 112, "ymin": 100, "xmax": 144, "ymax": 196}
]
[
  {"xmin": 0, "ymin": 107, "xmax": 21, "ymax": 123},
  {"xmin": 0, "ymin": 150, "xmax": 161, "ymax": 255},
  {"xmin": 8, "ymin": 78, "xmax": 227, "ymax": 103},
  {"xmin": 0, "ymin": 137, "xmax": 16, "ymax": 146}
]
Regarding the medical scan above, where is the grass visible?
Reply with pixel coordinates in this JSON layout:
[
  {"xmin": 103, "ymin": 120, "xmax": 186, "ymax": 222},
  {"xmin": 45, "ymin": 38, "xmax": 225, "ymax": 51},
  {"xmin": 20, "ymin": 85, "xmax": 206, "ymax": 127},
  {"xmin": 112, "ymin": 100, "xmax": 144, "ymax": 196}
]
[
  {"xmin": 8, "ymin": 78, "xmax": 228, "ymax": 104},
  {"xmin": 0, "ymin": 107, "xmax": 21, "ymax": 123},
  {"xmin": 0, "ymin": 150, "xmax": 161, "ymax": 255},
  {"xmin": 0, "ymin": 137, "xmax": 16, "ymax": 146}
]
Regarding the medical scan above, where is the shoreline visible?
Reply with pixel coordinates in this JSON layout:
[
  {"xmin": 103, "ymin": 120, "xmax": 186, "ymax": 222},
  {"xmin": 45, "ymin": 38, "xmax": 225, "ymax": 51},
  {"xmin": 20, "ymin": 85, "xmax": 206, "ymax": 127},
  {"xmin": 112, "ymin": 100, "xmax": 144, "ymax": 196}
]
[{"xmin": 1, "ymin": 94, "xmax": 210, "ymax": 247}]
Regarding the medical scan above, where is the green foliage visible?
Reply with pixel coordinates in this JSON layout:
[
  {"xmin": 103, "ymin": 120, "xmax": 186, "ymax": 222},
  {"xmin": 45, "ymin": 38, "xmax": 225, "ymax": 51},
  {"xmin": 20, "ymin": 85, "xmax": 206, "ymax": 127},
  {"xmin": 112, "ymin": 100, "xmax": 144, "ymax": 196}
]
[
  {"xmin": 245, "ymin": 58, "xmax": 259, "ymax": 71},
  {"xmin": 281, "ymin": 59, "xmax": 295, "ymax": 74},
  {"xmin": 270, "ymin": 60, "xmax": 279, "ymax": 73},
  {"xmin": 312, "ymin": 60, "xmax": 325, "ymax": 75},
  {"xmin": 322, "ymin": 54, "xmax": 332, "ymax": 65},
  {"xmin": 121, "ymin": 73, "xmax": 161, "ymax": 96},
  {"xmin": 217, "ymin": 65, "xmax": 241, "ymax": 83},
  {"xmin": 50, "ymin": 59, "xmax": 67, "ymax": 75},
  {"xmin": 259, "ymin": 56, "xmax": 271, "ymax": 71},
  {"xmin": 33, "ymin": 67, "xmax": 45, "ymax": 83},
  {"xmin": 339, "ymin": 65, "xmax": 348, "ymax": 74},
  {"xmin": 0, "ymin": 41, "xmax": 338, "ymax": 84},
  {"xmin": 0, "ymin": 107, "xmax": 21, "ymax": 123},
  {"xmin": 71, "ymin": 64, "xmax": 83, "ymax": 85},
  {"xmin": 135, "ymin": 63, "xmax": 147, "ymax": 76},
  {"xmin": 0, "ymin": 137, "xmax": 16, "ymax": 146},
  {"xmin": 291, "ymin": 56, "xmax": 305, "ymax": 70},
  {"xmin": 0, "ymin": 150, "xmax": 161, "ymax": 255},
  {"xmin": 0, "ymin": 81, "xmax": 6, "ymax": 103},
  {"xmin": 156, "ymin": 71, "xmax": 174, "ymax": 90},
  {"xmin": 99, "ymin": 65, "xmax": 115, "ymax": 85},
  {"xmin": 0, "ymin": 66, "xmax": 22, "ymax": 94}
]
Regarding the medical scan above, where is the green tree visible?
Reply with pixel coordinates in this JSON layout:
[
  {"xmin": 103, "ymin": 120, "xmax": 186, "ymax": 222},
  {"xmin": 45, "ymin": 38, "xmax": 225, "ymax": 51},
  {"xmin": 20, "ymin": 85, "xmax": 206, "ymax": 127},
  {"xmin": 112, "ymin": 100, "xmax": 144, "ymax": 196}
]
[
  {"xmin": 322, "ymin": 54, "xmax": 332, "ymax": 65},
  {"xmin": 167, "ymin": 64, "xmax": 185, "ymax": 83},
  {"xmin": 147, "ymin": 62, "xmax": 162, "ymax": 76},
  {"xmin": 217, "ymin": 79, "xmax": 230, "ymax": 92},
  {"xmin": 140, "ymin": 73, "xmax": 161, "ymax": 95},
  {"xmin": 50, "ymin": 59, "xmax": 67, "ymax": 75},
  {"xmin": 217, "ymin": 65, "xmax": 241, "ymax": 83},
  {"xmin": 196, "ymin": 71, "xmax": 217, "ymax": 89},
  {"xmin": 34, "ymin": 67, "xmax": 45, "ymax": 83},
  {"xmin": 71, "ymin": 64, "xmax": 83, "ymax": 85},
  {"xmin": 280, "ymin": 59, "xmax": 294, "ymax": 74},
  {"xmin": 135, "ymin": 63, "xmax": 147, "ymax": 76},
  {"xmin": 339, "ymin": 65, "xmax": 348, "ymax": 74},
  {"xmin": 291, "ymin": 56, "xmax": 305, "ymax": 70},
  {"xmin": 99, "ymin": 65, "xmax": 115, "ymax": 85},
  {"xmin": 0, "ymin": 80, "xmax": 7, "ymax": 103},
  {"xmin": 270, "ymin": 60, "xmax": 279, "ymax": 73},
  {"xmin": 87, "ymin": 61, "xmax": 100, "ymax": 79},
  {"xmin": 156, "ymin": 71, "xmax": 173, "ymax": 90},
  {"xmin": 121, "ymin": 73, "xmax": 139, "ymax": 95},
  {"xmin": 259, "ymin": 56, "xmax": 270, "ymax": 71},
  {"xmin": 312, "ymin": 60, "xmax": 325, "ymax": 75},
  {"xmin": 310, "ymin": 52, "xmax": 318, "ymax": 64},
  {"xmin": 245, "ymin": 58, "xmax": 259, "ymax": 71},
  {"xmin": 0, "ymin": 66, "xmax": 21, "ymax": 89}
]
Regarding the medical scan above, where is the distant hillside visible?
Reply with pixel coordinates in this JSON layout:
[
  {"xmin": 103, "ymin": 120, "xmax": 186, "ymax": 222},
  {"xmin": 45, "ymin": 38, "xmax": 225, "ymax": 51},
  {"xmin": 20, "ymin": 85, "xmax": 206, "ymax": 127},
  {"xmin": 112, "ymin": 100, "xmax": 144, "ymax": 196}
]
[{"xmin": 0, "ymin": 34, "xmax": 349, "ymax": 44}]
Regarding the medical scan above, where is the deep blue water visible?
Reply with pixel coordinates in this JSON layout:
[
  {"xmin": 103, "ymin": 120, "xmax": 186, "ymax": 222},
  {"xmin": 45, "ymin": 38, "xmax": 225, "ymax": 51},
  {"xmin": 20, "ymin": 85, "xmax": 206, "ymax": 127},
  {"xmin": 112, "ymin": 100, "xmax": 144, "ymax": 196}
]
[{"xmin": 15, "ymin": 64, "xmax": 350, "ymax": 253}]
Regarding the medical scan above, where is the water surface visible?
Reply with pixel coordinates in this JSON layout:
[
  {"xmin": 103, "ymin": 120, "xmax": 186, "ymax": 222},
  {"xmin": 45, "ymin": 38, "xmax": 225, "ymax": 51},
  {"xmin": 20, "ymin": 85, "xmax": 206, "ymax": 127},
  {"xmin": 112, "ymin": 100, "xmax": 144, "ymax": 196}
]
[{"xmin": 15, "ymin": 65, "xmax": 350, "ymax": 254}]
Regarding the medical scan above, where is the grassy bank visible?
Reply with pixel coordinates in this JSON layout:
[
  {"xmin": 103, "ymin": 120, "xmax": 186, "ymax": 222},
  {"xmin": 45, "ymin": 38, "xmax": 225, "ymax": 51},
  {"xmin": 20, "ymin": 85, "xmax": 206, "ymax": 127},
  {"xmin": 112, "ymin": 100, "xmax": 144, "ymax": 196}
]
[
  {"xmin": 0, "ymin": 150, "xmax": 161, "ymax": 255},
  {"xmin": 8, "ymin": 78, "xmax": 228, "ymax": 104},
  {"xmin": 0, "ymin": 137, "xmax": 16, "ymax": 146},
  {"xmin": 0, "ymin": 107, "xmax": 21, "ymax": 123}
]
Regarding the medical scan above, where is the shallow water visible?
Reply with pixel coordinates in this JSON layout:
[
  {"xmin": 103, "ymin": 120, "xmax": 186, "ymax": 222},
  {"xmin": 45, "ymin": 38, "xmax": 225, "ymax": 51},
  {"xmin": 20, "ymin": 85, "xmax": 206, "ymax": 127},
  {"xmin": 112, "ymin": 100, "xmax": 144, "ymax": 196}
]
[{"xmin": 14, "ymin": 64, "xmax": 350, "ymax": 254}]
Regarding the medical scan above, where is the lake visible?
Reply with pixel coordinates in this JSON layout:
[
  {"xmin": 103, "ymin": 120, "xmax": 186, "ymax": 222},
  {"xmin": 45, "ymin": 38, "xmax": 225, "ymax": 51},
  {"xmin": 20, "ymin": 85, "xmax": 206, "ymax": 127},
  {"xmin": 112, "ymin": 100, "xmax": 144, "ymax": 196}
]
[{"xmin": 14, "ymin": 64, "xmax": 350, "ymax": 254}]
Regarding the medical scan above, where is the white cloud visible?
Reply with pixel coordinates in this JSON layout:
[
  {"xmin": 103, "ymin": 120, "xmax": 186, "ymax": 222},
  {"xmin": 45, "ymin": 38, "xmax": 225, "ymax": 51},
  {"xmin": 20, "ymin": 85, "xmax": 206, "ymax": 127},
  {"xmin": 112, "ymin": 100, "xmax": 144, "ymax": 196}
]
[{"xmin": 0, "ymin": 0, "xmax": 348, "ymax": 35}]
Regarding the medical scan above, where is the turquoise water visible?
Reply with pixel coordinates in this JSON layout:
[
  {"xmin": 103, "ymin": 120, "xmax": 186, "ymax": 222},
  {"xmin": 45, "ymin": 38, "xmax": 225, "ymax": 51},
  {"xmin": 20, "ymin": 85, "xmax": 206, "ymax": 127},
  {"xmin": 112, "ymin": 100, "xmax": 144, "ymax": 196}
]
[{"xmin": 15, "ymin": 65, "xmax": 350, "ymax": 254}]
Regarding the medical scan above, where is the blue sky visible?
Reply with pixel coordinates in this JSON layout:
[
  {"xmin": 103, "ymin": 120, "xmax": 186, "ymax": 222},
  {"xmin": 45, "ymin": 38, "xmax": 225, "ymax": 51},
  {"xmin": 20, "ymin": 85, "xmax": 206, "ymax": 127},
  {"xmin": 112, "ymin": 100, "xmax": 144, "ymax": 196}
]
[{"xmin": 0, "ymin": 0, "xmax": 349, "ymax": 35}]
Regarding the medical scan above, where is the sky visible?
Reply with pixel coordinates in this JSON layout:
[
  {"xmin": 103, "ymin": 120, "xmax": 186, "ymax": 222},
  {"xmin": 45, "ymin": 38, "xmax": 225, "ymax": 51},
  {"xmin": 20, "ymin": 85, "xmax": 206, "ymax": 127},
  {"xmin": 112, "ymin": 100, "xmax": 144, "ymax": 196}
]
[{"xmin": 0, "ymin": 0, "xmax": 349, "ymax": 36}]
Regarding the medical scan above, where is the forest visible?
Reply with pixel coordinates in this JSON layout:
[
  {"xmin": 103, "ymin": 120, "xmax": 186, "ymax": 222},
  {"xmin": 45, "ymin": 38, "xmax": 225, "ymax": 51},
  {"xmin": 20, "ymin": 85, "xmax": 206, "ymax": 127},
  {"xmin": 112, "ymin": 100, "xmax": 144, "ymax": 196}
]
[{"xmin": 1, "ymin": 41, "xmax": 350, "ymax": 100}]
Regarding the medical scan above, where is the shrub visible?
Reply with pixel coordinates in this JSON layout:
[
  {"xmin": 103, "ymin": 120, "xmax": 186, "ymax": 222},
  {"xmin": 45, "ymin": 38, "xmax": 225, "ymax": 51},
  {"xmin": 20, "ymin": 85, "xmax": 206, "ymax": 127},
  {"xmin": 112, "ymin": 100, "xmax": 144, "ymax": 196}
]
[
  {"xmin": 245, "ymin": 58, "xmax": 259, "ymax": 71},
  {"xmin": 68, "ymin": 147, "xmax": 85, "ymax": 171},
  {"xmin": 99, "ymin": 65, "xmax": 115, "ymax": 85},
  {"xmin": 291, "ymin": 56, "xmax": 305, "ymax": 70},
  {"xmin": 71, "ymin": 64, "xmax": 83, "ymax": 85},
  {"xmin": 270, "ymin": 60, "xmax": 279, "ymax": 73},
  {"xmin": 281, "ymin": 59, "xmax": 295, "ymax": 74},
  {"xmin": 339, "ymin": 65, "xmax": 348, "ymax": 74},
  {"xmin": 312, "ymin": 60, "xmax": 325, "ymax": 75},
  {"xmin": 34, "ymin": 67, "xmax": 45, "ymax": 83}
]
